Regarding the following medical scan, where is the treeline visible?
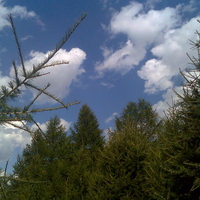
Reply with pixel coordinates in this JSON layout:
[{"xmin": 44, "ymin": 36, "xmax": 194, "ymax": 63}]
[{"xmin": 2, "ymin": 89, "xmax": 200, "ymax": 199}]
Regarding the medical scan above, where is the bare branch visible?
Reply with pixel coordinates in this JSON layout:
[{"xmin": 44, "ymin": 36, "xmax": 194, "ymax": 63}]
[
  {"xmin": 8, "ymin": 14, "xmax": 27, "ymax": 78},
  {"xmin": 25, "ymin": 83, "xmax": 50, "ymax": 111}
]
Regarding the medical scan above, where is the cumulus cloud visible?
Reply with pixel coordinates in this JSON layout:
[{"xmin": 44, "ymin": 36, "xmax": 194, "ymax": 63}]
[
  {"xmin": 138, "ymin": 59, "xmax": 174, "ymax": 93},
  {"xmin": 109, "ymin": 2, "xmax": 181, "ymax": 46},
  {"xmin": 97, "ymin": 1, "xmax": 200, "ymax": 98},
  {"xmin": 138, "ymin": 17, "xmax": 199, "ymax": 93},
  {"xmin": 96, "ymin": 1, "xmax": 182, "ymax": 76},
  {"xmin": 0, "ymin": 0, "xmax": 42, "ymax": 31},
  {"xmin": 10, "ymin": 48, "xmax": 86, "ymax": 104}
]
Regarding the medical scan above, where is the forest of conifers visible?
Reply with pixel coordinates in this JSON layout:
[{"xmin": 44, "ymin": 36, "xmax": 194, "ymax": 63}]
[
  {"xmin": 0, "ymin": 15, "xmax": 200, "ymax": 200},
  {"xmin": 5, "ymin": 94, "xmax": 200, "ymax": 199}
]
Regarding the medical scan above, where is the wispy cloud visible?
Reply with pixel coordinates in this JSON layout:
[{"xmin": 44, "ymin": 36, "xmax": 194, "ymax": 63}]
[
  {"xmin": 21, "ymin": 35, "xmax": 33, "ymax": 41},
  {"xmin": 0, "ymin": 0, "xmax": 44, "ymax": 31},
  {"xmin": 105, "ymin": 112, "xmax": 118, "ymax": 124},
  {"xmin": 101, "ymin": 82, "xmax": 114, "ymax": 89}
]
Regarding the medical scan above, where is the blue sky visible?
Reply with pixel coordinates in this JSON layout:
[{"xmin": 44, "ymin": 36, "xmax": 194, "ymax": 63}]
[{"xmin": 0, "ymin": 0, "xmax": 199, "ymax": 172}]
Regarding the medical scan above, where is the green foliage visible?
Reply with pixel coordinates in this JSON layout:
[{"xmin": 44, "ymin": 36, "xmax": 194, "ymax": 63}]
[
  {"xmin": 89, "ymin": 100, "xmax": 161, "ymax": 200},
  {"xmin": 9, "ymin": 116, "xmax": 71, "ymax": 199},
  {"xmin": 67, "ymin": 104, "xmax": 104, "ymax": 199},
  {"xmin": 71, "ymin": 104, "xmax": 104, "ymax": 150},
  {"xmin": 145, "ymin": 27, "xmax": 200, "ymax": 200},
  {"xmin": 115, "ymin": 99, "xmax": 160, "ymax": 140}
]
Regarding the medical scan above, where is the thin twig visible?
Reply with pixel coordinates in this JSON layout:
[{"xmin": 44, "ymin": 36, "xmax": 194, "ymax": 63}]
[{"xmin": 9, "ymin": 14, "xmax": 27, "ymax": 78}]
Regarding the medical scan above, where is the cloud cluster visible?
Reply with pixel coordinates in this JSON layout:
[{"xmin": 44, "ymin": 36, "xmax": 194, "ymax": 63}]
[
  {"xmin": 96, "ymin": 0, "xmax": 199, "ymax": 114},
  {"xmin": 139, "ymin": 17, "xmax": 199, "ymax": 94}
]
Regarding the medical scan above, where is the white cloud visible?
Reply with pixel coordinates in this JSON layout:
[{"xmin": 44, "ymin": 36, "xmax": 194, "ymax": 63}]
[
  {"xmin": 101, "ymin": 82, "xmax": 115, "ymax": 89},
  {"xmin": 97, "ymin": 1, "xmax": 200, "ymax": 95},
  {"xmin": 110, "ymin": 2, "xmax": 180, "ymax": 47},
  {"xmin": 138, "ymin": 17, "xmax": 199, "ymax": 93},
  {"xmin": 176, "ymin": 0, "xmax": 198, "ymax": 13},
  {"xmin": 0, "ymin": 0, "xmax": 41, "ymax": 30},
  {"xmin": 95, "ymin": 40, "xmax": 145, "ymax": 75},
  {"xmin": 0, "ymin": 124, "xmax": 31, "ymax": 161},
  {"xmin": 21, "ymin": 35, "xmax": 33, "ymax": 41},
  {"xmin": 96, "ymin": 1, "xmax": 182, "ymax": 76},
  {"xmin": 138, "ymin": 59, "xmax": 174, "ymax": 94},
  {"xmin": 105, "ymin": 112, "xmax": 118, "ymax": 124},
  {"xmin": 10, "ymin": 48, "xmax": 86, "ymax": 104},
  {"xmin": 0, "ymin": 71, "xmax": 11, "ymax": 87},
  {"xmin": 103, "ymin": 127, "xmax": 113, "ymax": 141}
]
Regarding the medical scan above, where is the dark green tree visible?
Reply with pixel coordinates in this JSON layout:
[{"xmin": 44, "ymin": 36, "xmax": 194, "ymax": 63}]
[
  {"xmin": 9, "ymin": 116, "xmax": 72, "ymax": 199},
  {"xmin": 115, "ymin": 99, "xmax": 160, "ymax": 140},
  {"xmin": 145, "ymin": 25, "xmax": 200, "ymax": 200},
  {"xmin": 71, "ymin": 104, "xmax": 104, "ymax": 150},
  {"xmin": 89, "ymin": 100, "xmax": 161, "ymax": 199},
  {"xmin": 66, "ymin": 104, "xmax": 104, "ymax": 199}
]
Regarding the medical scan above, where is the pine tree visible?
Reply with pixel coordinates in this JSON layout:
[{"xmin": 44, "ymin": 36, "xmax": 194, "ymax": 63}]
[
  {"xmin": 89, "ymin": 100, "xmax": 161, "ymax": 199},
  {"xmin": 9, "ymin": 116, "xmax": 72, "ymax": 199},
  {"xmin": 71, "ymin": 104, "xmax": 104, "ymax": 150},
  {"xmin": 115, "ymin": 99, "xmax": 160, "ymax": 140},
  {"xmin": 66, "ymin": 104, "xmax": 104, "ymax": 199},
  {"xmin": 146, "ymin": 24, "xmax": 200, "ymax": 199}
]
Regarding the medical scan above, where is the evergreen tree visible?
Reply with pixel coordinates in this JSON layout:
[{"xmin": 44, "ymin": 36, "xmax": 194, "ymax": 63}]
[
  {"xmin": 115, "ymin": 99, "xmax": 160, "ymax": 140},
  {"xmin": 71, "ymin": 104, "xmax": 104, "ymax": 150},
  {"xmin": 89, "ymin": 100, "xmax": 161, "ymax": 199},
  {"xmin": 9, "ymin": 116, "xmax": 72, "ymax": 199},
  {"xmin": 146, "ymin": 26, "xmax": 200, "ymax": 199},
  {"xmin": 66, "ymin": 104, "xmax": 104, "ymax": 199}
]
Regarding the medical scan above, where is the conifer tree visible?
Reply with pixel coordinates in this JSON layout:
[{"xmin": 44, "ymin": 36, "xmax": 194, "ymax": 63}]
[
  {"xmin": 66, "ymin": 104, "xmax": 104, "ymax": 199},
  {"xmin": 146, "ymin": 24, "xmax": 200, "ymax": 199},
  {"xmin": 9, "ymin": 116, "xmax": 72, "ymax": 199},
  {"xmin": 115, "ymin": 99, "xmax": 160, "ymax": 140},
  {"xmin": 89, "ymin": 100, "xmax": 161, "ymax": 199},
  {"xmin": 71, "ymin": 104, "xmax": 104, "ymax": 150}
]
